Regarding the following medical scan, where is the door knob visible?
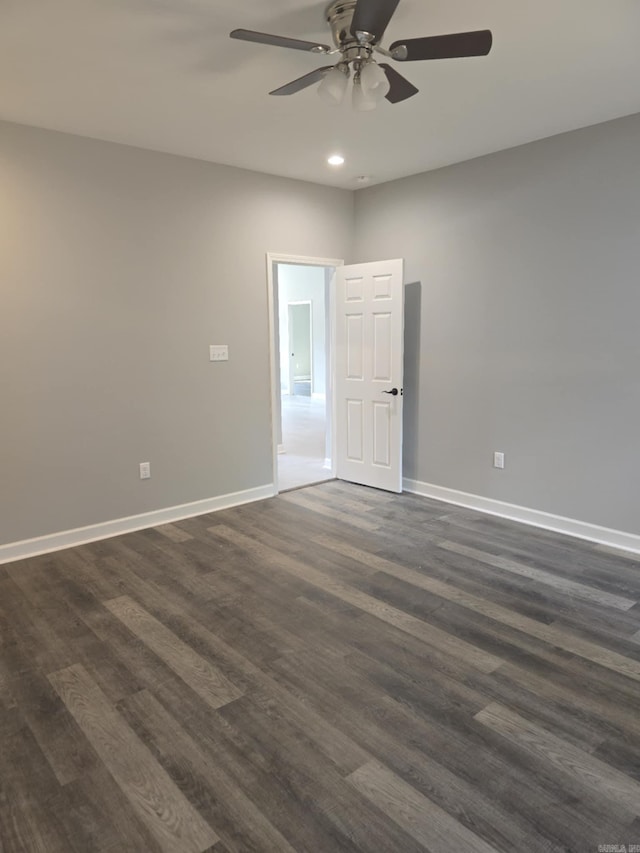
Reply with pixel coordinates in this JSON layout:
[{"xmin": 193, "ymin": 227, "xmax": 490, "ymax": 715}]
[{"xmin": 382, "ymin": 388, "xmax": 399, "ymax": 396}]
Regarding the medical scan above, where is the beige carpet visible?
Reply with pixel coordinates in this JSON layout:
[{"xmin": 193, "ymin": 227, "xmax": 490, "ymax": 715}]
[{"xmin": 278, "ymin": 394, "xmax": 330, "ymax": 491}]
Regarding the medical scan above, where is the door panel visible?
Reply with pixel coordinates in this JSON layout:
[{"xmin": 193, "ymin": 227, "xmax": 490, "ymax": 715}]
[
  {"xmin": 346, "ymin": 314, "xmax": 364, "ymax": 379},
  {"xmin": 373, "ymin": 313, "xmax": 392, "ymax": 380},
  {"xmin": 373, "ymin": 402, "xmax": 391, "ymax": 467},
  {"xmin": 335, "ymin": 259, "xmax": 404, "ymax": 493},
  {"xmin": 347, "ymin": 400, "xmax": 364, "ymax": 462}
]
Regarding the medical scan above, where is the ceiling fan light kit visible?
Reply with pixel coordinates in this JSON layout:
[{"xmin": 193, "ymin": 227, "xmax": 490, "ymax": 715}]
[
  {"xmin": 359, "ymin": 60, "xmax": 390, "ymax": 98},
  {"xmin": 352, "ymin": 71, "xmax": 380, "ymax": 111},
  {"xmin": 230, "ymin": 0, "xmax": 492, "ymax": 109},
  {"xmin": 317, "ymin": 63, "xmax": 350, "ymax": 103},
  {"xmin": 352, "ymin": 74, "xmax": 375, "ymax": 111}
]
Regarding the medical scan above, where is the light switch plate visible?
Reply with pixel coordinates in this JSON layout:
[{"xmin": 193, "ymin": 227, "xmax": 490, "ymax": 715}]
[{"xmin": 209, "ymin": 345, "xmax": 229, "ymax": 362}]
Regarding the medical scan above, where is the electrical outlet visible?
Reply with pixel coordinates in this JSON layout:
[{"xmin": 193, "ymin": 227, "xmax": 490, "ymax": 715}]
[
  {"xmin": 493, "ymin": 452, "xmax": 505, "ymax": 470},
  {"xmin": 209, "ymin": 345, "xmax": 229, "ymax": 362},
  {"xmin": 139, "ymin": 462, "xmax": 151, "ymax": 480}
]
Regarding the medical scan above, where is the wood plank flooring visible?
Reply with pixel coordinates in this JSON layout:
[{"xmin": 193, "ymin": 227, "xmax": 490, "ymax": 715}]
[{"xmin": 1, "ymin": 481, "xmax": 640, "ymax": 852}]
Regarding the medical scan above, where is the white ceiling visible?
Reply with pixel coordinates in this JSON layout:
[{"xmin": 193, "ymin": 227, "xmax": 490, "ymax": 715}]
[{"xmin": 2, "ymin": 0, "xmax": 640, "ymax": 189}]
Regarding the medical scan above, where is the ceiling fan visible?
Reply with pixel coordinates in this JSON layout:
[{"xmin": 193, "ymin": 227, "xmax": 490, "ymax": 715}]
[{"xmin": 230, "ymin": 0, "xmax": 492, "ymax": 109}]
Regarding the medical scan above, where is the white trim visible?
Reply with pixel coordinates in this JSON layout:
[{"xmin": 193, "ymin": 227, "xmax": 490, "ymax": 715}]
[
  {"xmin": 329, "ymin": 268, "xmax": 338, "ymax": 479},
  {"xmin": 266, "ymin": 252, "xmax": 343, "ymax": 494},
  {"xmin": 323, "ymin": 457, "xmax": 332, "ymax": 471},
  {"xmin": 0, "ymin": 484, "xmax": 276, "ymax": 566},
  {"xmin": 403, "ymin": 479, "xmax": 640, "ymax": 555}
]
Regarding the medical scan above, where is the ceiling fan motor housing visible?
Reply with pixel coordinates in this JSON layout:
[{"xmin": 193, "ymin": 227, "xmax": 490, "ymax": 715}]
[{"xmin": 325, "ymin": 0, "xmax": 372, "ymax": 55}]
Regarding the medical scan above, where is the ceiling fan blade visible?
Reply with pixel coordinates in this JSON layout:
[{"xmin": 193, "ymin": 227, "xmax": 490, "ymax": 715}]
[
  {"xmin": 351, "ymin": 0, "xmax": 401, "ymax": 42},
  {"xmin": 379, "ymin": 64, "xmax": 418, "ymax": 103},
  {"xmin": 230, "ymin": 29, "xmax": 331, "ymax": 54},
  {"xmin": 270, "ymin": 66, "xmax": 335, "ymax": 96},
  {"xmin": 390, "ymin": 29, "xmax": 493, "ymax": 61}
]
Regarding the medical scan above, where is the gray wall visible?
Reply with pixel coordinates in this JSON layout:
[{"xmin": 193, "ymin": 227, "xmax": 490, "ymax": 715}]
[
  {"xmin": 354, "ymin": 114, "xmax": 640, "ymax": 534},
  {"xmin": 0, "ymin": 121, "xmax": 353, "ymax": 545},
  {"xmin": 3, "ymin": 112, "xmax": 640, "ymax": 547}
]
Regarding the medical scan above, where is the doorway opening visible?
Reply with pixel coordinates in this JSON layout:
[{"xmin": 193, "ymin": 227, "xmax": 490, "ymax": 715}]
[{"xmin": 267, "ymin": 254, "xmax": 342, "ymax": 493}]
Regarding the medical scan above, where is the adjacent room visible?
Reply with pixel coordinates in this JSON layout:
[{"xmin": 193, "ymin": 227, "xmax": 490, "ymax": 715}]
[
  {"xmin": 1, "ymin": 1, "xmax": 640, "ymax": 851},
  {"xmin": 274, "ymin": 261, "xmax": 332, "ymax": 492}
]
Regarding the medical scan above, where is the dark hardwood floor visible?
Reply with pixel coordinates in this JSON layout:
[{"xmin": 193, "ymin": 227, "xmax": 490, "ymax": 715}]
[{"xmin": 1, "ymin": 480, "xmax": 640, "ymax": 852}]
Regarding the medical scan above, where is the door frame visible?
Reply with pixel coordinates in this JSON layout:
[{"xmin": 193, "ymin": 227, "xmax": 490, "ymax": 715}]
[
  {"xmin": 266, "ymin": 252, "xmax": 343, "ymax": 493},
  {"xmin": 287, "ymin": 300, "xmax": 313, "ymax": 395}
]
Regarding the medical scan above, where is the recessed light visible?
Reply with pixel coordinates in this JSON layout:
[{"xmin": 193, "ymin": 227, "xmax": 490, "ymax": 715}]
[{"xmin": 327, "ymin": 154, "xmax": 345, "ymax": 167}]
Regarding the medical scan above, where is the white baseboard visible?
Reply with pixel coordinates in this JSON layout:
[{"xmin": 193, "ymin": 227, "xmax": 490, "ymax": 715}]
[
  {"xmin": 7, "ymin": 478, "xmax": 637, "ymax": 566},
  {"xmin": 323, "ymin": 458, "xmax": 332, "ymax": 471},
  {"xmin": 0, "ymin": 484, "xmax": 277, "ymax": 566},
  {"xmin": 403, "ymin": 479, "xmax": 640, "ymax": 555}
]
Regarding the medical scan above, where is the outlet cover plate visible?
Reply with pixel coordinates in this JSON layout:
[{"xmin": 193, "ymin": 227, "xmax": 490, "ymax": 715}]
[{"xmin": 209, "ymin": 345, "xmax": 229, "ymax": 362}]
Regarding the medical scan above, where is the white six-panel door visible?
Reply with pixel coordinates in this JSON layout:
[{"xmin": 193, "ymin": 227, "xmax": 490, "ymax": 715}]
[{"xmin": 335, "ymin": 259, "xmax": 404, "ymax": 493}]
